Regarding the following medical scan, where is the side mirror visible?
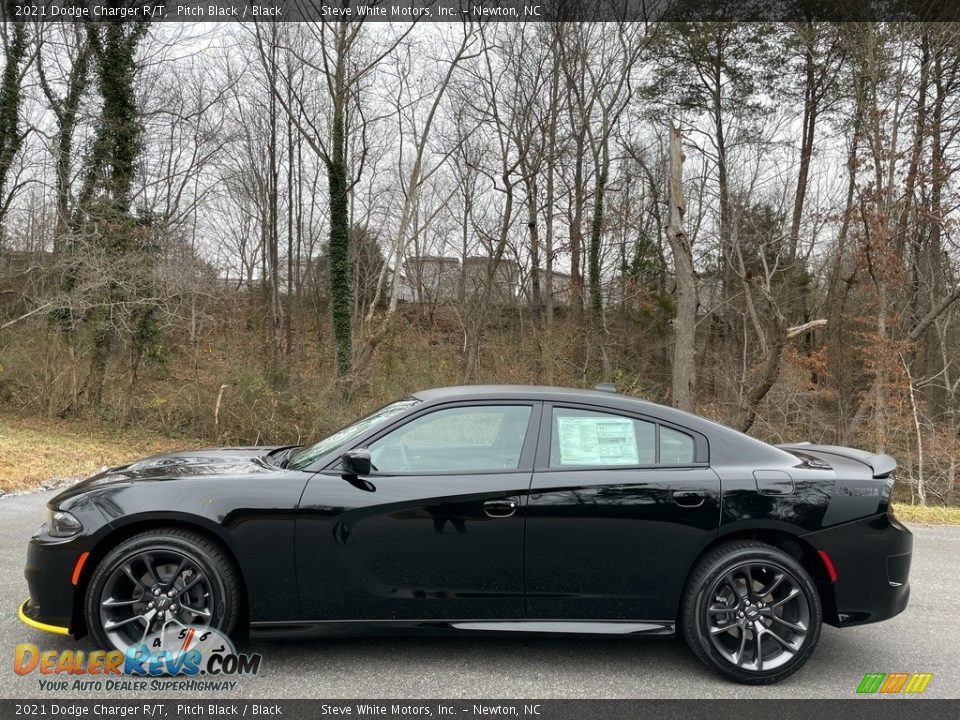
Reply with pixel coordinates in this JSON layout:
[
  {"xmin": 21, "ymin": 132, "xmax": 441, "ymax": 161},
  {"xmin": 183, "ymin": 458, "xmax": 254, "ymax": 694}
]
[{"xmin": 341, "ymin": 448, "xmax": 372, "ymax": 477}]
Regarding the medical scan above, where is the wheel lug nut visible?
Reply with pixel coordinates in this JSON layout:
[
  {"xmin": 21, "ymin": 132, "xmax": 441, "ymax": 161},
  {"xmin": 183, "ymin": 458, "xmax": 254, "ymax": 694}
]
[
  {"xmin": 153, "ymin": 588, "xmax": 160, "ymax": 596},
  {"xmin": 170, "ymin": 604, "xmax": 178, "ymax": 611},
  {"xmin": 167, "ymin": 590, "xmax": 175, "ymax": 597}
]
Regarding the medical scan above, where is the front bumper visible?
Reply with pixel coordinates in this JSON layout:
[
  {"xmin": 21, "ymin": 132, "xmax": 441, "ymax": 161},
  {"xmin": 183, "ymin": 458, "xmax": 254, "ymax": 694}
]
[
  {"xmin": 23, "ymin": 532, "xmax": 86, "ymax": 636},
  {"xmin": 806, "ymin": 513, "xmax": 912, "ymax": 627},
  {"xmin": 19, "ymin": 598, "xmax": 69, "ymax": 635}
]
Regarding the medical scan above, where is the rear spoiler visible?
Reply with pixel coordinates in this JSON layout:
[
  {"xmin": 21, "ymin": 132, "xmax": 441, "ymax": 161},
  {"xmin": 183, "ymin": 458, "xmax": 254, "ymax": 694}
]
[{"xmin": 776, "ymin": 442, "xmax": 897, "ymax": 479}]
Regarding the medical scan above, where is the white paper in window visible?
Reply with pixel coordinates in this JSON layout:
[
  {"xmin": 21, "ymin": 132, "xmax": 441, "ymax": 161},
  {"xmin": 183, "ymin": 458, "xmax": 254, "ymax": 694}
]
[{"xmin": 556, "ymin": 416, "xmax": 639, "ymax": 465}]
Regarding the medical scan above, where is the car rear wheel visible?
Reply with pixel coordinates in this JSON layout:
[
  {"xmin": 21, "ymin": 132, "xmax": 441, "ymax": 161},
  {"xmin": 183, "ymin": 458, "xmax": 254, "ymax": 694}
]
[
  {"xmin": 680, "ymin": 540, "xmax": 822, "ymax": 684},
  {"xmin": 85, "ymin": 528, "xmax": 241, "ymax": 653}
]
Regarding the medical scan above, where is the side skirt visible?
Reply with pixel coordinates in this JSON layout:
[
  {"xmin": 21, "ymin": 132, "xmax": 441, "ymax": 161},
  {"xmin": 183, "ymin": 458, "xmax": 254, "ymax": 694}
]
[{"xmin": 248, "ymin": 619, "xmax": 676, "ymax": 640}]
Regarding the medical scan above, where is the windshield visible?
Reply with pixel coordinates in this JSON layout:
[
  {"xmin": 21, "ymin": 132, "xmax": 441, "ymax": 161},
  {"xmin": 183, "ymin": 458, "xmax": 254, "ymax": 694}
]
[{"xmin": 287, "ymin": 398, "xmax": 419, "ymax": 470}]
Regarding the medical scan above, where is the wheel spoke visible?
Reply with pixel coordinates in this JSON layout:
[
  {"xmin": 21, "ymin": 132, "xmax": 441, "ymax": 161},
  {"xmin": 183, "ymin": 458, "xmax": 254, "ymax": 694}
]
[
  {"xmin": 710, "ymin": 621, "xmax": 739, "ymax": 635},
  {"xmin": 122, "ymin": 563, "xmax": 145, "ymax": 589},
  {"xmin": 166, "ymin": 558, "xmax": 188, "ymax": 589},
  {"xmin": 754, "ymin": 630, "xmax": 764, "ymax": 671},
  {"xmin": 771, "ymin": 615, "xmax": 806, "ymax": 633},
  {"xmin": 179, "ymin": 603, "xmax": 212, "ymax": 618},
  {"xmin": 166, "ymin": 614, "xmax": 188, "ymax": 629},
  {"xmin": 102, "ymin": 597, "xmax": 140, "ymax": 608},
  {"xmin": 723, "ymin": 576, "xmax": 744, "ymax": 602},
  {"xmin": 771, "ymin": 587, "xmax": 801, "ymax": 609},
  {"xmin": 764, "ymin": 626, "xmax": 799, "ymax": 653},
  {"xmin": 139, "ymin": 612, "xmax": 155, "ymax": 644},
  {"xmin": 180, "ymin": 574, "xmax": 204, "ymax": 594},
  {"xmin": 758, "ymin": 572, "xmax": 785, "ymax": 598},
  {"xmin": 733, "ymin": 627, "xmax": 748, "ymax": 666},
  {"xmin": 708, "ymin": 604, "xmax": 736, "ymax": 615},
  {"xmin": 104, "ymin": 614, "xmax": 147, "ymax": 632},
  {"xmin": 143, "ymin": 554, "xmax": 161, "ymax": 585}
]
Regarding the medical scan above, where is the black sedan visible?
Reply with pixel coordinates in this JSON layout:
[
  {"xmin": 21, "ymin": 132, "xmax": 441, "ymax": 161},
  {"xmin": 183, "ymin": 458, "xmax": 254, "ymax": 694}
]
[{"xmin": 21, "ymin": 385, "xmax": 912, "ymax": 684}]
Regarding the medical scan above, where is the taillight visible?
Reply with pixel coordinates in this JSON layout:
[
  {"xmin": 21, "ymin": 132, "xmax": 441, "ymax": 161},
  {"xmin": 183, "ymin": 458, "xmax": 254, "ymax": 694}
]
[
  {"xmin": 886, "ymin": 473, "xmax": 897, "ymax": 520},
  {"xmin": 817, "ymin": 549, "xmax": 838, "ymax": 583}
]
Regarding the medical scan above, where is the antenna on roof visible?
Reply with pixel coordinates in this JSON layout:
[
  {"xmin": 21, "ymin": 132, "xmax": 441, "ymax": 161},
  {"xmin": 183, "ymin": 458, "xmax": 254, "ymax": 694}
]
[{"xmin": 594, "ymin": 382, "xmax": 617, "ymax": 394}]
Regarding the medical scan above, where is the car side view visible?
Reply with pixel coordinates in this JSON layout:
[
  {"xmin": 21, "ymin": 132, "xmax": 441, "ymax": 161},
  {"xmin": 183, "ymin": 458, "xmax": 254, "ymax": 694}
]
[{"xmin": 21, "ymin": 385, "xmax": 912, "ymax": 684}]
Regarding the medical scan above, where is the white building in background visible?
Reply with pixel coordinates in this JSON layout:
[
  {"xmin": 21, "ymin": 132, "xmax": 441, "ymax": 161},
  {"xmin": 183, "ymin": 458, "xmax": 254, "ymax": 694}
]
[
  {"xmin": 523, "ymin": 269, "xmax": 574, "ymax": 306},
  {"xmin": 396, "ymin": 254, "xmax": 519, "ymax": 305}
]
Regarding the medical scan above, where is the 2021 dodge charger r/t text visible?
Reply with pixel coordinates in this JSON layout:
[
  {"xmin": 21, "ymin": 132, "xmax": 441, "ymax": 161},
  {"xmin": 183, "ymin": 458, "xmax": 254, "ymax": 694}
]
[{"xmin": 21, "ymin": 385, "xmax": 912, "ymax": 684}]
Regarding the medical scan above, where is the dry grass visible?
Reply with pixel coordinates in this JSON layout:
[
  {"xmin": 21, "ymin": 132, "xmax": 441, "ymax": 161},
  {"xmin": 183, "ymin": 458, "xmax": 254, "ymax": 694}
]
[
  {"xmin": 0, "ymin": 412, "xmax": 200, "ymax": 492},
  {"xmin": 892, "ymin": 503, "xmax": 960, "ymax": 525}
]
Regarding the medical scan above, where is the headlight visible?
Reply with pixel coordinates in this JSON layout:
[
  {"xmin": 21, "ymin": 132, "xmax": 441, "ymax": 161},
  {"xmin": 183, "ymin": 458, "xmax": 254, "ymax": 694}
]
[{"xmin": 48, "ymin": 510, "xmax": 83, "ymax": 538}]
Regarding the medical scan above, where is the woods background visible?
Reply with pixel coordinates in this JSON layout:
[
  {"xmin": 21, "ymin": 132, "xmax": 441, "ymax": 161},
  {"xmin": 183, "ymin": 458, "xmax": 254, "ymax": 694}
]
[{"xmin": 0, "ymin": 18, "xmax": 958, "ymax": 507}]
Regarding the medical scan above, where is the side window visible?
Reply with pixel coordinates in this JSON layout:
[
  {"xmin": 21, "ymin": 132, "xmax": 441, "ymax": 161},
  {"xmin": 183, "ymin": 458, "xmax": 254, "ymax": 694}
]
[
  {"xmin": 660, "ymin": 426, "xmax": 695, "ymax": 464},
  {"xmin": 368, "ymin": 405, "xmax": 532, "ymax": 473},
  {"xmin": 550, "ymin": 408, "xmax": 656, "ymax": 467}
]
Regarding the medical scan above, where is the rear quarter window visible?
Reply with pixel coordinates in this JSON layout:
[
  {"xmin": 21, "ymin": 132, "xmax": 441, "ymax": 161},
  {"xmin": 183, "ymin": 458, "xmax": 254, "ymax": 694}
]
[{"xmin": 660, "ymin": 426, "xmax": 695, "ymax": 464}]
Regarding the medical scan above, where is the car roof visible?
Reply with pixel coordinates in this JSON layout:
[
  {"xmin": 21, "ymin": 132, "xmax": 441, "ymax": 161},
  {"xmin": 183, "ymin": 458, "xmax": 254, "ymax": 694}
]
[{"xmin": 413, "ymin": 384, "xmax": 654, "ymax": 405}]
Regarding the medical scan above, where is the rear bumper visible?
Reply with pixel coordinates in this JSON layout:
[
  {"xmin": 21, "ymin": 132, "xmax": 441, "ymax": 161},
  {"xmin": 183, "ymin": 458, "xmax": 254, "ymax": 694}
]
[{"xmin": 805, "ymin": 513, "xmax": 912, "ymax": 627}]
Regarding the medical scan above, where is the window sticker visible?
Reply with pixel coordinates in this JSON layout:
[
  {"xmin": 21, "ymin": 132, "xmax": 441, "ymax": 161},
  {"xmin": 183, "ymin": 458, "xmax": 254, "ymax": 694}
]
[{"xmin": 556, "ymin": 415, "xmax": 639, "ymax": 465}]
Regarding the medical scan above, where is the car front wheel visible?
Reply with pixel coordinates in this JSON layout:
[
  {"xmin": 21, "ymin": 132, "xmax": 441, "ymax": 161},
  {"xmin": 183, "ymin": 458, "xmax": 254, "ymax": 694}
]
[
  {"xmin": 680, "ymin": 540, "xmax": 822, "ymax": 684},
  {"xmin": 84, "ymin": 528, "xmax": 241, "ymax": 653}
]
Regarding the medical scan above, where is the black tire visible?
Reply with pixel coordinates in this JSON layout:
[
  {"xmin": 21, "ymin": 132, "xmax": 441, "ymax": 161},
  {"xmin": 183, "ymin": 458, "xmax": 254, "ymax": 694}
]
[
  {"xmin": 680, "ymin": 540, "xmax": 822, "ymax": 685},
  {"xmin": 85, "ymin": 528, "xmax": 241, "ymax": 653}
]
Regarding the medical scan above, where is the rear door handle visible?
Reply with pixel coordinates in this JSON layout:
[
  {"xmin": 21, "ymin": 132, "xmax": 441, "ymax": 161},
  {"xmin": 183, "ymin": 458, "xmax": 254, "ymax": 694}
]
[
  {"xmin": 483, "ymin": 497, "xmax": 519, "ymax": 518},
  {"xmin": 673, "ymin": 491, "xmax": 705, "ymax": 508}
]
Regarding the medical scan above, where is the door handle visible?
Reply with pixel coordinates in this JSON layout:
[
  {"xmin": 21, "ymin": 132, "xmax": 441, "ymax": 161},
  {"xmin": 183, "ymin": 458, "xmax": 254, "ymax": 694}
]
[
  {"xmin": 483, "ymin": 498, "xmax": 519, "ymax": 518},
  {"xmin": 673, "ymin": 491, "xmax": 705, "ymax": 508}
]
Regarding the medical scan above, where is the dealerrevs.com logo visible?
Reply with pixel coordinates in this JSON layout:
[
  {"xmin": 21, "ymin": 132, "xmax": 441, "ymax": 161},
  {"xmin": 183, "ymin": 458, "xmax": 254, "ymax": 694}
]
[
  {"xmin": 15, "ymin": 625, "xmax": 261, "ymax": 692},
  {"xmin": 856, "ymin": 673, "xmax": 933, "ymax": 695}
]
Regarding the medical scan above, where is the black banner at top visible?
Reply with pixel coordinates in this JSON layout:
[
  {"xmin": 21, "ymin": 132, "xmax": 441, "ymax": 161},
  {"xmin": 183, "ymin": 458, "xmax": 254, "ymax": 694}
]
[{"xmin": 2, "ymin": 0, "xmax": 960, "ymax": 23}]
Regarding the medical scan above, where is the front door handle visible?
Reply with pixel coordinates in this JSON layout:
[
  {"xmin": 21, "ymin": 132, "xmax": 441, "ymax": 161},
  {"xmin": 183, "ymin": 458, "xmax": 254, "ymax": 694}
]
[
  {"xmin": 483, "ymin": 497, "xmax": 519, "ymax": 518},
  {"xmin": 673, "ymin": 491, "xmax": 705, "ymax": 508}
]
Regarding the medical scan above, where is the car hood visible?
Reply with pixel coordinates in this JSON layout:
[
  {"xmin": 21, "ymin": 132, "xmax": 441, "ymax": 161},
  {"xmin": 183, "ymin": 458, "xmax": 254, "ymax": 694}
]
[{"xmin": 52, "ymin": 446, "xmax": 286, "ymax": 502}]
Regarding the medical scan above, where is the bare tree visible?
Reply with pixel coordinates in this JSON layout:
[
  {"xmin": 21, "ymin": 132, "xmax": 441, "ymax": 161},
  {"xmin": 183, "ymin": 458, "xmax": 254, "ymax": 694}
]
[{"xmin": 666, "ymin": 123, "xmax": 697, "ymax": 412}]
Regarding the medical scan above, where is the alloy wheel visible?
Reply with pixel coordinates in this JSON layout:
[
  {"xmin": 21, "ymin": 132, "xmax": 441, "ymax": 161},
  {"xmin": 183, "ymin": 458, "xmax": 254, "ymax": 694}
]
[
  {"xmin": 98, "ymin": 548, "xmax": 215, "ymax": 652},
  {"xmin": 704, "ymin": 561, "xmax": 810, "ymax": 672}
]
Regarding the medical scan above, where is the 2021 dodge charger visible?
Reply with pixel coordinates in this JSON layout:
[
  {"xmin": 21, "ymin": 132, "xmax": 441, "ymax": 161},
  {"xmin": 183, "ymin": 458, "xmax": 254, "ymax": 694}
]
[{"xmin": 21, "ymin": 385, "xmax": 912, "ymax": 684}]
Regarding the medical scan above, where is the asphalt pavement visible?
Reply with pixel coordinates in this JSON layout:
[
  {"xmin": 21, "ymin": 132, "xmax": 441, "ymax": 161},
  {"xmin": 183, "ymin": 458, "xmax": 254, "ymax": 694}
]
[{"xmin": 1, "ymin": 488, "xmax": 957, "ymax": 699}]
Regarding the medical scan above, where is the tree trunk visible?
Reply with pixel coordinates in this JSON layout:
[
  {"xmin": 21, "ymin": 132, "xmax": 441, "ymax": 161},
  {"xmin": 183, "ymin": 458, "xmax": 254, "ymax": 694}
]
[
  {"xmin": 569, "ymin": 131, "xmax": 586, "ymax": 327},
  {"xmin": 588, "ymin": 136, "xmax": 610, "ymax": 375},
  {"xmin": 328, "ymin": 43, "xmax": 353, "ymax": 377},
  {"xmin": 0, "ymin": 17, "xmax": 28, "ymax": 228},
  {"xmin": 526, "ymin": 180, "xmax": 541, "ymax": 326},
  {"xmin": 666, "ymin": 124, "xmax": 697, "ymax": 413}
]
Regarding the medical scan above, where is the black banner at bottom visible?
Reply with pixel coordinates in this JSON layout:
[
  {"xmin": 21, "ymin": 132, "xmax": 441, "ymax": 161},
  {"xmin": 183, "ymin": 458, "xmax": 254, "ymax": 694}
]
[{"xmin": 3, "ymin": 699, "xmax": 960, "ymax": 720}]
